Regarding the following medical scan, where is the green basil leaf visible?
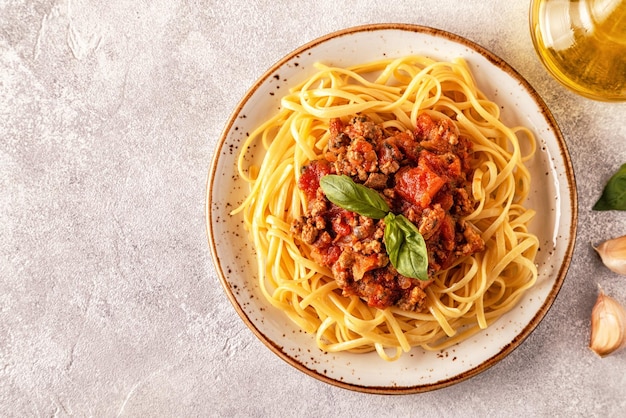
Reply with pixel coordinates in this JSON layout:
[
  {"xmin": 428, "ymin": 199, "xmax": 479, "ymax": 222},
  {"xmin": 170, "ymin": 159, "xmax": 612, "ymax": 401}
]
[
  {"xmin": 384, "ymin": 213, "xmax": 429, "ymax": 280},
  {"xmin": 320, "ymin": 174, "xmax": 390, "ymax": 219},
  {"xmin": 594, "ymin": 163, "xmax": 626, "ymax": 210}
]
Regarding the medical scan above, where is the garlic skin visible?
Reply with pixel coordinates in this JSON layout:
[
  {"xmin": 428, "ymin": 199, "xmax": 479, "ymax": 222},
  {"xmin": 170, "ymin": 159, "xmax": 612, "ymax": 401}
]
[
  {"xmin": 589, "ymin": 287, "xmax": 626, "ymax": 357},
  {"xmin": 593, "ymin": 235, "xmax": 626, "ymax": 275}
]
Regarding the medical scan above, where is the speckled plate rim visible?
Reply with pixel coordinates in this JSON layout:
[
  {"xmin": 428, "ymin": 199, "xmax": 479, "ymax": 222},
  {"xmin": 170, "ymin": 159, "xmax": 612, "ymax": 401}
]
[{"xmin": 206, "ymin": 23, "xmax": 578, "ymax": 394}]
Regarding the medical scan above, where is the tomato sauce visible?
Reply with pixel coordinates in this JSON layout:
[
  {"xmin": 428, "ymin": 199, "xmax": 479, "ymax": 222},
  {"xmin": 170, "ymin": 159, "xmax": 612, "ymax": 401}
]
[{"xmin": 291, "ymin": 114, "xmax": 485, "ymax": 311}]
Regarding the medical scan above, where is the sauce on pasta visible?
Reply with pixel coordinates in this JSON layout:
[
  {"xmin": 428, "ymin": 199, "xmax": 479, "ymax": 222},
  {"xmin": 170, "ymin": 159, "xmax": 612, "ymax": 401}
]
[{"xmin": 292, "ymin": 113, "xmax": 484, "ymax": 312}]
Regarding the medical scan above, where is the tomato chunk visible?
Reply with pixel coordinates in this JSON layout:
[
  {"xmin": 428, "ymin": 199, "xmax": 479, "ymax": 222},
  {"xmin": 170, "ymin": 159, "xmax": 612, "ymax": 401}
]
[
  {"xmin": 394, "ymin": 165, "xmax": 446, "ymax": 208},
  {"xmin": 298, "ymin": 160, "xmax": 331, "ymax": 201}
]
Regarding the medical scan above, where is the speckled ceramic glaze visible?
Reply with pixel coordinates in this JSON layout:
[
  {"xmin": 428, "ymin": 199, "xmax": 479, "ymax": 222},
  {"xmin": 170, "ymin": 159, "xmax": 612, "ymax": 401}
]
[{"xmin": 206, "ymin": 24, "xmax": 577, "ymax": 393}]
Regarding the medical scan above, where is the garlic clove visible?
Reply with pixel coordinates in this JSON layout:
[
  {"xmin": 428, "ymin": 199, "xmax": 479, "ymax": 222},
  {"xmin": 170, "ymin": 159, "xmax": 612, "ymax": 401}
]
[
  {"xmin": 589, "ymin": 286, "xmax": 626, "ymax": 357},
  {"xmin": 593, "ymin": 235, "xmax": 626, "ymax": 275}
]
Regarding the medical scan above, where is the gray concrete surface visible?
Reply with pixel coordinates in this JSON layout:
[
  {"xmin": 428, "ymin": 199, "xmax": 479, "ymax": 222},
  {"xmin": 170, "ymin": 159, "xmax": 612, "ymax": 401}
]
[{"xmin": 2, "ymin": 1, "xmax": 626, "ymax": 416}]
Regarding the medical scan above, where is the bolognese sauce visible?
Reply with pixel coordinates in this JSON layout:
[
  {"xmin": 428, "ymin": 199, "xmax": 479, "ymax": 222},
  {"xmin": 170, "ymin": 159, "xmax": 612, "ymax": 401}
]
[{"xmin": 291, "ymin": 114, "xmax": 485, "ymax": 311}]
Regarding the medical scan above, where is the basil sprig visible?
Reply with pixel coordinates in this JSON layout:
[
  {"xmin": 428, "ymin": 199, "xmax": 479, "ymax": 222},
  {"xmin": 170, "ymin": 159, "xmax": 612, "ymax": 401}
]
[
  {"xmin": 319, "ymin": 175, "xmax": 390, "ymax": 219},
  {"xmin": 319, "ymin": 174, "xmax": 429, "ymax": 280},
  {"xmin": 383, "ymin": 212, "xmax": 428, "ymax": 280},
  {"xmin": 594, "ymin": 163, "xmax": 626, "ymax": 210}
]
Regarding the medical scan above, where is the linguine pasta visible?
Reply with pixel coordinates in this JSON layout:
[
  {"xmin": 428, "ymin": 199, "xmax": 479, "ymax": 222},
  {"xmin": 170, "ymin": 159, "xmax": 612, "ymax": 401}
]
[{"xmin": 231, "ymin": 56, "xmax": 539, "ymax": 361}]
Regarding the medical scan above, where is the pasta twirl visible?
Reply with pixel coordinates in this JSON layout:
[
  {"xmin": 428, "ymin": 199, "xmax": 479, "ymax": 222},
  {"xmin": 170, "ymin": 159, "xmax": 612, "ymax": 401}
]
[{"xmin": 231, "ymin": 56, "xmax": 539, "ymax": 361}]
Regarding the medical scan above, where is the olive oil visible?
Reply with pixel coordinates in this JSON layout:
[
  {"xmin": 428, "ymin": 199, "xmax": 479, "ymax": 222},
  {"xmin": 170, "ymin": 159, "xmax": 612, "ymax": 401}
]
[{"xmin": 530, "ymin": 0, "xmax": 626, "ymax": 101}]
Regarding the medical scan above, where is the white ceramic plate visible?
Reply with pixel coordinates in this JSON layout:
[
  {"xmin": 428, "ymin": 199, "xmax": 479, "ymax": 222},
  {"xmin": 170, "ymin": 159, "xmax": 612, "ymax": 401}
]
[{"xmin": 206, "ymin": 24, "xmax": 577, "ymax": 393}]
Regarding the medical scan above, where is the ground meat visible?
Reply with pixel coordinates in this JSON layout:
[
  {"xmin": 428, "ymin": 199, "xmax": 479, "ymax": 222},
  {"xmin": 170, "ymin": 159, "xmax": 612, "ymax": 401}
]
[
  {"xmin": 292, "ymin": 113, "xmax": 485, "ymax": 311},
  {"xmin": 363, "ymin": 172, "xmax": 389, "ymax": 190},
  {"xmin": 418, "ymin": 204, "xmax": 446, "ymax": 240}
]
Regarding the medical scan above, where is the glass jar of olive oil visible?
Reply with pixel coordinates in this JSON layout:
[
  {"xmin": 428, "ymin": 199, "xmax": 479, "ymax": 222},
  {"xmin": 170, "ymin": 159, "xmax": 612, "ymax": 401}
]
[{"xmin": 529, "ymin": 0, "xmax": 626, "ymax": 101}]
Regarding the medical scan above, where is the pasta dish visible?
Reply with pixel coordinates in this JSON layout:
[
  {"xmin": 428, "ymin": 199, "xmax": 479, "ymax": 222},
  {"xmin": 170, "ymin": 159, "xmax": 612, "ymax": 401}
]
[{"xmin": 231, "ymin": 55, "xmax": 539, "ymax": 361}]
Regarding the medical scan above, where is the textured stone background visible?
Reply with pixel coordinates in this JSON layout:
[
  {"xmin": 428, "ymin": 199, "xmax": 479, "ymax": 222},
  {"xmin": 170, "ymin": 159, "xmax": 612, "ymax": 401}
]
[{"xmin": 2, "ymin": 0, "xmax": 626, "ymax": 416}]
